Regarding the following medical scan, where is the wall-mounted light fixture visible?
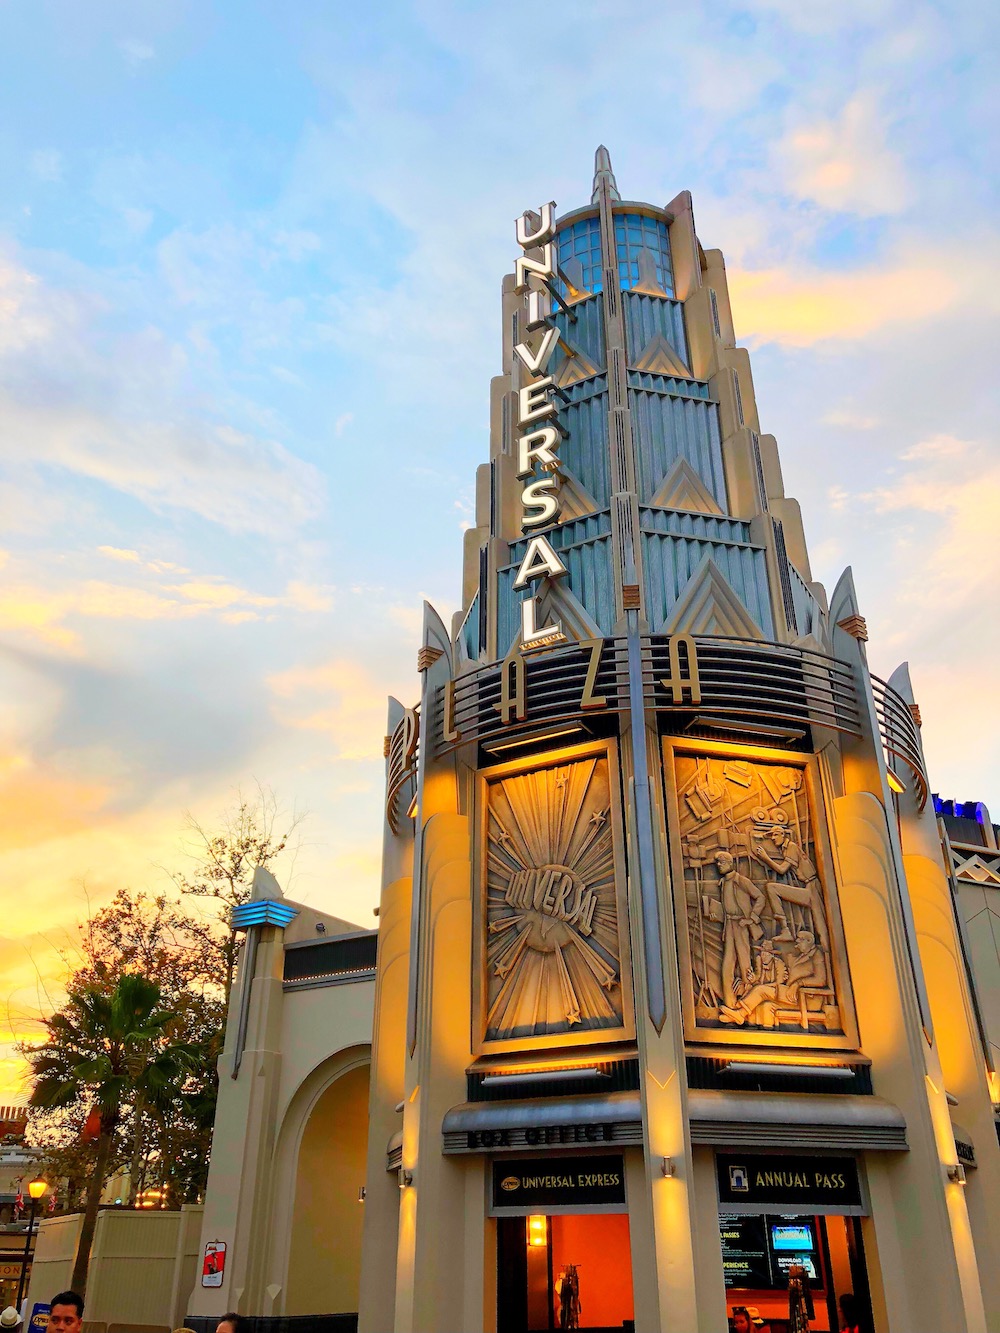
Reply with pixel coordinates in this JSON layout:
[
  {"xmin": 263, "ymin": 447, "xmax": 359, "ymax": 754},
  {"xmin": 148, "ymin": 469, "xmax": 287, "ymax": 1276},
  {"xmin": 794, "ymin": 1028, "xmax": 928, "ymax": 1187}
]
[
  {"xmin": 887, "ymin": 770, "xmax": 907, "ymax": 795},
  {"xmin": 357, "ymin": 1186, "xmax": 366, "ymax": 1203},
  {"xmin": 481, "ymin": 1067, "xmax": 606, "ymax": 1088},
  {"xmin": 946, "ymin": 1163, "xmax": 967, "ymax": 1185},
  {"xmin": 527, "ymin": 1215, "xmax": 547, "ymax": 1248},
  {"xmin": 723, "ymin": 1061, "xmax": 855, "ymax": 1080},
  {"xmin": 482, "ymin": 723, "xmax": 588, "ymax": 756},
  {"xmin": 660, "ymin": 1157, "xmax": 675, "ymax": 1178},
  {"xmin": 398, "ymin": 1168, "xmax": 413, "ymax": 1190}
]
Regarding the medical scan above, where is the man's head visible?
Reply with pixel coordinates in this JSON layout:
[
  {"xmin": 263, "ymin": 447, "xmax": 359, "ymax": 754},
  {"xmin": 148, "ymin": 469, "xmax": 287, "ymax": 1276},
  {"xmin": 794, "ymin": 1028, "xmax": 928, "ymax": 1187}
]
[
  {"xmin": 795, "ymin": 929, "xmax": 815, "ymax": 953},
  {"xmin": 714, "ymin": 851, "xmax": 734, "ymax": 875},
  {"xmin": 49, "ymin": 1293, "xmax": 84, "ymax": 1333},
  {"xmin": 731, "ymin": 1309, "xmax": 753, "ymax": 1333},
  {"xmin": 215, "ymin": 1315, "xmax": 247, "ymax": 1333}
]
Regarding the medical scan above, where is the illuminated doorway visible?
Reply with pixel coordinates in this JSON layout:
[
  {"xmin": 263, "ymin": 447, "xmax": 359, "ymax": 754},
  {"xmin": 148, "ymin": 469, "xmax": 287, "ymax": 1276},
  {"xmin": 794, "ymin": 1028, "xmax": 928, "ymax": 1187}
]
[{"xmin": 497, "ymin": 1213, "xmax": 634, "ymax": 1333}]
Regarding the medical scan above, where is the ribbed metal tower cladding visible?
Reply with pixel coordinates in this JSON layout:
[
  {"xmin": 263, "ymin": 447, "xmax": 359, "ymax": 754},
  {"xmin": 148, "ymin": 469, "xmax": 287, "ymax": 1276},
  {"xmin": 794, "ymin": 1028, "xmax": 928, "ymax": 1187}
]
[{"xmin": 594, "ymin": 149, "xmax": 644, "ymax": 620}]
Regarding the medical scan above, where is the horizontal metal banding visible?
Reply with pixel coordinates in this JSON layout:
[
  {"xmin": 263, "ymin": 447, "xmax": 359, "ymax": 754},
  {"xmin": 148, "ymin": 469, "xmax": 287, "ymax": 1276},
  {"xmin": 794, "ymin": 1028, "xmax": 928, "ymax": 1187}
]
[
  {"xmin": 386, "ymin": 1129, "xmax": 403, "ymax": 1171},
  {"xmin": 443, "ymin": 1091, "xmax": 642, "ymax": 1151},
  {"xmin": 686, "ymin": 1056, "xmax": 874, "ymax": 1097},
  {"xmin": 688, "ymin": 1090, "xmax": 908, "ymax": 1152},
  {"xmin": 692, "ymin": 1123, "xmax": 907, "ymax": 1151},
  {"xmin": 870, "ymin": 675, "xmax": 928, "ymax": 810},
  {"xmin": 443, "ymin": 1124, "xmax": 644, "ymax": 1155},
  {"xmin": 282, "ymin": 969, "xmax": 375, "ymax": 993},
  {"xmin": 439, "ymin": 1088, "xmax": 906, "ymax": 1154},
  {"xmin": 468, "ymin": 1058, "xmax": 641, "ymax": 1102},
  {"xmin": 432, "ymin": 634, "xmax": 871, "ymax": 755},
  {"xmin": 283, "ymin": 932, "xmax": 378, "ymax": 982},
  {"xmin": 385, "ymin": 706, "xmax": 419, "ymax": 833}
]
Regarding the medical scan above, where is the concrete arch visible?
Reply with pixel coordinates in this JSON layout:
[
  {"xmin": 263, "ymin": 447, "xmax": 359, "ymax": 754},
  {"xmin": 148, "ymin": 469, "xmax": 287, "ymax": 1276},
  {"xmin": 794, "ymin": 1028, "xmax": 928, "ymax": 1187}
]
[{"xmin": 267, "ymin": 1043, "xmax": 372, "ymax": 1315}]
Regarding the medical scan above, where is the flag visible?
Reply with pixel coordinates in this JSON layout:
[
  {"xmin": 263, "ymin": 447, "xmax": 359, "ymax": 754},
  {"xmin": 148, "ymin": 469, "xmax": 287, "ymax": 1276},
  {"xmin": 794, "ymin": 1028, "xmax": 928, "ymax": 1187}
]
[
  {"xmin": 80, "ymin": 1108, "xmax": 101, "ymax": 1143},
  {"xmin": 13, "ymin": 1189, "xmax": 23, "ymax": 1220}
]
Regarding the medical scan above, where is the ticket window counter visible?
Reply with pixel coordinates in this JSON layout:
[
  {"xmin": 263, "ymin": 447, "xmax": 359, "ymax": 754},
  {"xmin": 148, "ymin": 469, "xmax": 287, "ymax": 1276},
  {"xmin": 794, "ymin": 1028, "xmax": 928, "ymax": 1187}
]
[
  {"xmin": 717, "ymin": 1154, "xmax": 875, "ymax": 1333},
  {"xmin": 497, "ymin": 1214, "xmax": 634, "ymax": 1333},
  {"xmin": 721, "ymin": 1213, "xmax": 873, "ymax": 1333}
]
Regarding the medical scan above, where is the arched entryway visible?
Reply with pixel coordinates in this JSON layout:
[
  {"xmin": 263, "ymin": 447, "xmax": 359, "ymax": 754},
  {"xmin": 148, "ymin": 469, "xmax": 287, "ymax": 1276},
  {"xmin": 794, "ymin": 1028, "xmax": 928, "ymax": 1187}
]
[{"xmin": 284, "ymin": 1061, "xmax": 371, "ymax": 1316}]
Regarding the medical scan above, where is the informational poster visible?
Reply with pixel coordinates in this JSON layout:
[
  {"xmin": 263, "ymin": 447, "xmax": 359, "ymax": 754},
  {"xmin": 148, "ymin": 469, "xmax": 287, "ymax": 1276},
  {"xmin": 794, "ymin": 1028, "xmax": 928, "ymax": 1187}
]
[
  {"xmin": 718, "ymin": 1214, "xmax": 821, "ymax": 1290},
  {"xmin": 201, "ymin": 1240, "xmax": 227, "ymax": 1288},
  {"xmin": 28, "ymin": 1304, "xmax": 50, "ymax": 1333},
  {"xmin": 720, "ymin": 1214, "xmax": 772, "ymax": 1288}
]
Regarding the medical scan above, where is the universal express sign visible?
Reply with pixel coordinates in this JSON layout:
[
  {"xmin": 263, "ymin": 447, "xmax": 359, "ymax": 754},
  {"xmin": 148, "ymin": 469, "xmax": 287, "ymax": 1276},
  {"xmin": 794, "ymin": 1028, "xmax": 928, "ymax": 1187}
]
[{"xmin": 491, "ymin": 1154, "xmax": 627, "ymax": 1213}]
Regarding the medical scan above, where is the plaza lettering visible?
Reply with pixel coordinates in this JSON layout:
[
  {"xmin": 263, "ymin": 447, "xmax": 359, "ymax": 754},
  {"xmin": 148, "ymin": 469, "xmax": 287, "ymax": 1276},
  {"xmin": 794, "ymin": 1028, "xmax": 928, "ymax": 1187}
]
[
  {"xmin": 513, "ymin": 202, "xmax": 569, "ymax": 648},
  {"xmin": 504, "ymin": 865, "xmax": 597, "ymax": 935}
]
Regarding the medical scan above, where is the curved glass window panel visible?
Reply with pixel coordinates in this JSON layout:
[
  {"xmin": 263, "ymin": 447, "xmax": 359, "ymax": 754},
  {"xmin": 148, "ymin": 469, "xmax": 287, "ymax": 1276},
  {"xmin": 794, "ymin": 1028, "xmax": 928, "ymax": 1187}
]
[
  {"xmin": 556, "ymin": 217, "xmax": 603, "ymax": 295},
  {"xmin": 614, "ymin": 213, "xmax": 674, "ymax": 295}
]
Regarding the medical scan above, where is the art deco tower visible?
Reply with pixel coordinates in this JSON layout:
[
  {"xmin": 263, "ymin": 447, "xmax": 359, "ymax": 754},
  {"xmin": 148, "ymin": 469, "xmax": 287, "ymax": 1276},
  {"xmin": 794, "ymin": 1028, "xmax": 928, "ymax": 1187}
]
[{"xmin": 359, "ymin": 151, "xmax": 1000, "ymax": 1333}]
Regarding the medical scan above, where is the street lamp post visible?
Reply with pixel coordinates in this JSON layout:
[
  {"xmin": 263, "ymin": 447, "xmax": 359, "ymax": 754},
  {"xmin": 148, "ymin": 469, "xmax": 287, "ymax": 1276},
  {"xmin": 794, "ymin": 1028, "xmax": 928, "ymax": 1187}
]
[{"xmin": 15, "ymin": 1178, "xmax": 47, "ymax": 1311}]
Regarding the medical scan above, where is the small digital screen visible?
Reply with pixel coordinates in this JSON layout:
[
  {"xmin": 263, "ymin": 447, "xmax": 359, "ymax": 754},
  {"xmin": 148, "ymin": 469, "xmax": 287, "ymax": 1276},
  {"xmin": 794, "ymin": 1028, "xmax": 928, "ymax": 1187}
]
[
  {"xmin": 771, "ymin": 1223, "xmax": 813, "ymax": 1251},
  {"xmin": 773, "ymin": 1251, "xmax": 819, "ymax": 1281}
]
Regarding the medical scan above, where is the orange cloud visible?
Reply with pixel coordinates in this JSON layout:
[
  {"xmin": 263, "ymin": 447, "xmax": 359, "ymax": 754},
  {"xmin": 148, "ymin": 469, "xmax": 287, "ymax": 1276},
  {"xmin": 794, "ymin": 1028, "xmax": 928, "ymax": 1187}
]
[
  {"xmin": 0, "ymin": 756, "xmax": 111, "ymax": 852},
  {"xmin": 268, "ymin": 658, "xmax": 390, "ymax": 762},
  {"xmin": 776, "ymin": 92, "xmax": 911, "ymax": 216},
  {"xmin": 727, "ymin": 259, "xmax": 959, "ymax": 346},
  {"xmin": 0, "ymin": 565, "xmax": 334, "ymax": 654}
]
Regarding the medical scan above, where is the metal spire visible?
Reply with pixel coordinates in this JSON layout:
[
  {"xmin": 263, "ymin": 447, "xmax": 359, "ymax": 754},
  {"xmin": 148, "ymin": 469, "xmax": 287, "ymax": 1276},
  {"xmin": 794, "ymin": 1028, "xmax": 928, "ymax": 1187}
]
[{"xmin": 591, "ymin": 145, "xmax": 620, "ymax": 203}]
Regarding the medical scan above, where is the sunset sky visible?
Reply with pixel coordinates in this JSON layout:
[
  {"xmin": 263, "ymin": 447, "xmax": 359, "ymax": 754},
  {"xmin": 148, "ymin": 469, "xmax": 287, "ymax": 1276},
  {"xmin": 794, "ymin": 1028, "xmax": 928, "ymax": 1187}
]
[{"xmin": 0, "ymin": 0, "xmax": 997, "ymax": 1098}]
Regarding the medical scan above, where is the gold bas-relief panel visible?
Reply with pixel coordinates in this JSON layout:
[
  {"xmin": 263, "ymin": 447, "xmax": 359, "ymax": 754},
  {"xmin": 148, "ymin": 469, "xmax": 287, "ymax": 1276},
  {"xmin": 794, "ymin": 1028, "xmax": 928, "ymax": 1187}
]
[
  {"xmin": 667, "ymin": 744, "xmax": 857, "ymax": 1050},
  {"xmin": 479, "ymin": 745, "xmax": 633, "ymax": 1051}
]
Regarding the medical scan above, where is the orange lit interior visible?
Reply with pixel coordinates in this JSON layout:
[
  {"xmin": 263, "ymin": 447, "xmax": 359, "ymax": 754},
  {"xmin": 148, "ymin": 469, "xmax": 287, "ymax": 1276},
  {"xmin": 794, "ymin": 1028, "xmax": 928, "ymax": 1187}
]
[{"xmin": 549, "ymin": 1213, "xmax": 633, "ymax": 1329}]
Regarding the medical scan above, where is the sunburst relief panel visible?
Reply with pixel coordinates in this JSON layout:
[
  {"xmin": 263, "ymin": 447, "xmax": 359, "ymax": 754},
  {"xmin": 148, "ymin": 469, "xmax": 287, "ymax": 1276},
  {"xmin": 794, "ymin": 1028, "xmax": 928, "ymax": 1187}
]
[{"xmin": 479, "ymin": 746, "xmax": 632, "ymax": 1049}]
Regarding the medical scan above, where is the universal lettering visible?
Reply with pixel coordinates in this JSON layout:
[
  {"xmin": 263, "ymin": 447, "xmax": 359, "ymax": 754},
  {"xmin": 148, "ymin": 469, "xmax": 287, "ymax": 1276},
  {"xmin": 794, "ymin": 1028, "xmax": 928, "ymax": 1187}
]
[{"xmin": 513, "ymin": 203, "xmax": 568, "ymax": 648}]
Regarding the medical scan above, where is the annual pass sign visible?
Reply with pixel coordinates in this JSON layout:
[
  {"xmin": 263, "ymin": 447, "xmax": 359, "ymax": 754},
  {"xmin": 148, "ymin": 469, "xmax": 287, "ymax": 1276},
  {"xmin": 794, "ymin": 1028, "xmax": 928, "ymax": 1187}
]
[{"xmin": 716, "ymin": 1153, "xmax": 864, "ymax": 1213}]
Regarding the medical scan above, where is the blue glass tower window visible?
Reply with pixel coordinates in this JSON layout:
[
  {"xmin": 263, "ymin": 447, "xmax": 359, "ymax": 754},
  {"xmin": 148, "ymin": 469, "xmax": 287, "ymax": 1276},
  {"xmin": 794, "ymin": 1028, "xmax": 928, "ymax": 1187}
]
[
  {"xmin": 614, "ymin": 213, "xmax": 673, "ymax": 295},
  {"xmin": 555, "ymin": 213, "xmax": 674, "ymax": 298},
  {"xmin": 556, "ymin": 217, "xmax": 603, "ymax": 295}
]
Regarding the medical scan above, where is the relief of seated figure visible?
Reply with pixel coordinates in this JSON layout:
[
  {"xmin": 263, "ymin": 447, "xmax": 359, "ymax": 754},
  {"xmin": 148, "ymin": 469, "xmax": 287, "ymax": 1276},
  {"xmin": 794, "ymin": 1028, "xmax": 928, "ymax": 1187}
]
[{"xmin": 718, "ymin": 930, "xmax": 828, "ymax": 1028}]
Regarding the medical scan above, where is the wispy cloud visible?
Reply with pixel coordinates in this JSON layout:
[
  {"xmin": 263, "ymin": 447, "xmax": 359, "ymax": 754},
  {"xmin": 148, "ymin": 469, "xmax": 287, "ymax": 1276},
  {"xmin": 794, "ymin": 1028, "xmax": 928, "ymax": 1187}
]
[
  {"xmin": 118, "ymin": 38, "xmax": 155, "ymax": 68},
  {"xmin": 0, "ymin": 252, "xmax": 325, "ymax": 535},
  {"xmin": 776, "ymin": 92, "xmax": 912, "ymax": 216}
]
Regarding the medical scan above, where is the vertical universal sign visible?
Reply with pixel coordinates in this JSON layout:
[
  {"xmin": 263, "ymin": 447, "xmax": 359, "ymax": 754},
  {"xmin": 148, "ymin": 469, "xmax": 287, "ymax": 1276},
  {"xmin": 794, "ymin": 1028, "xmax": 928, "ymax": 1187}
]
[{"xmin": 513, "ymin": 203, "xmax": 569, "ymax": 648}]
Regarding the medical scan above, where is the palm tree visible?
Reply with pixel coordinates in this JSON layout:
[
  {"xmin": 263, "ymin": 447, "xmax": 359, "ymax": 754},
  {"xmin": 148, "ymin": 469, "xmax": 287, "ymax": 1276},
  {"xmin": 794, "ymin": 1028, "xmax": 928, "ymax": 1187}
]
[{"xmin": 27, "ymin": 974, "xmax": 194, "ymax": 1295}]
